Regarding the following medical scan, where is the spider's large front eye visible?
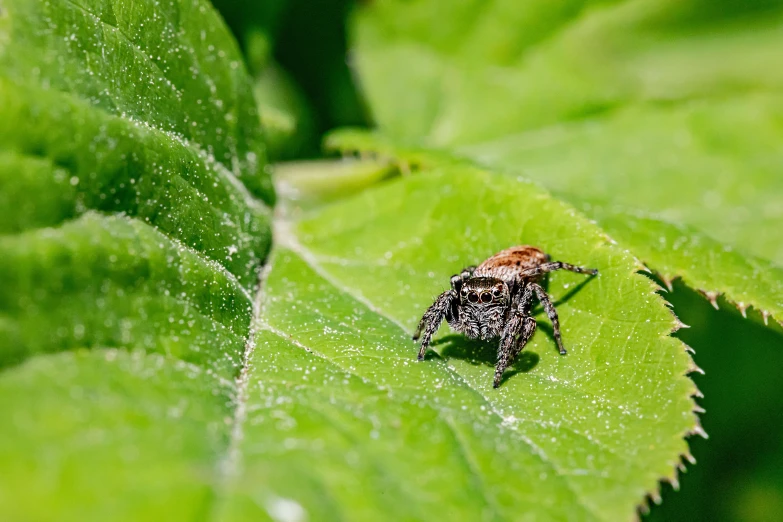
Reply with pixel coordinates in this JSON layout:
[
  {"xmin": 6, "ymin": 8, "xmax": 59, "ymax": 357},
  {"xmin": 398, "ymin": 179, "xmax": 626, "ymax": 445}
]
[
  {"xmin": 467, "ymin": 291, "xmax": 479, "ymax": 303},
  {"xmin": 480, "ymin": 292, "xmax": 492, "ymax": 303}
]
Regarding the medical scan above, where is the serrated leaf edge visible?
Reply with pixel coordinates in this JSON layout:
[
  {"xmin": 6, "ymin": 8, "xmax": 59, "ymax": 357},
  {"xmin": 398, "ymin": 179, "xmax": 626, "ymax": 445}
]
[
  {"xmin": 275, "ymin": 175, "xmax": 703, "ymax": 519},
  {"xmin": 323, "ymin": 131, "xmax": 783, "ymax": 331}
]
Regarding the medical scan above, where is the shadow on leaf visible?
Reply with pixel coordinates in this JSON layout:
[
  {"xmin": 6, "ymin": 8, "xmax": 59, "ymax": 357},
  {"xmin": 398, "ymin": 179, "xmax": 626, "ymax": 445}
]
[
  {"xmin": 429, "ymin": 334, "xmax": 540, "ymax": 385},
  {"xmin": 418, "ymin": 275, "xmax": 596, "ymax": 384}
]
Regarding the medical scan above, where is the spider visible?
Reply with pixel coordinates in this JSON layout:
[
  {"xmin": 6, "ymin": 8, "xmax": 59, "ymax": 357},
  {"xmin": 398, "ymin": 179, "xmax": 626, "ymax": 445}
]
[{"xmin": 413, "ymin": 246, "xmax": 598, "ymax": 388}]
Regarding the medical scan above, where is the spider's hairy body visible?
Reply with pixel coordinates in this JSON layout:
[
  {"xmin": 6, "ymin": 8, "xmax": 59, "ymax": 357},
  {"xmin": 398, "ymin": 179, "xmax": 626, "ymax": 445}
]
[{"xmin": 413, "ymin": 245, "xmax": 597, "ymax": 388}]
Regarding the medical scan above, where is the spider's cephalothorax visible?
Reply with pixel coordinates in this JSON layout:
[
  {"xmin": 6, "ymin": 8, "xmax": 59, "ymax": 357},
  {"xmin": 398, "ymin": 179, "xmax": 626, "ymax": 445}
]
[{"xmin": 413, "ymin": 246, "xmax": 598, "ymax": 388}]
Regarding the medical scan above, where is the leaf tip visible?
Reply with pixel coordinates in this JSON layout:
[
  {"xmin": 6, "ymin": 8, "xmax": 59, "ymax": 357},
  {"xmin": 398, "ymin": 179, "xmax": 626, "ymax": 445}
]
[
  {"xmin": 700, "ymin": 290, "xmax": 720, "ymax": 310},
  {"xmin": 687, "ymin": 361, "xmax": 705, "ymax": 375},
  {"xmin": 673, "ymin": 319, "xmax": 691, "ymax": 333},
  {"xmin": 634, "ymin": 260, "xmax": 650, "ymax": 273},
  {"xmin": 659, "ymin": 274, "xmax": 676, "ymax": 292},
  {"xmin": 690, "ymin": 422, "xmax": 709, "ymax": 440}
]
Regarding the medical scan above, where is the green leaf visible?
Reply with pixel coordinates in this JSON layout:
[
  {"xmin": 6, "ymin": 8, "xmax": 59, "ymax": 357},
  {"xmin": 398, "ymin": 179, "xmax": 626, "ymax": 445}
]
[
  {"xmin": 348, "ymin": 0, "xmax": 783, "ymax": 325},
  {"xmin": 274, "ymin": 158, "xmax": 396, "ymax": 206},
  {"xmin": 0, "ymin": 1, "xmax": 701, "ymax": 519},
  {"xmin": 580, "ymin": 205, "xmax": 783, "ymax": 324},
  {"xmin": 0, "ymin": 0, "xmax": 271, "ymax": 338},
  {"xmin": 0, "ymin": 349, "xmax": 234, "ymax": 521},
  {"xmin": 219, "ymin": 164, "xmax": 699, "ymax": 520},
  {"xmin": 0, "ymin": 0, "xmax": 270, "ymax": 517},
  {"xmin": 0, "ymin": 213, "xmax": 253, "ymax": 370}
]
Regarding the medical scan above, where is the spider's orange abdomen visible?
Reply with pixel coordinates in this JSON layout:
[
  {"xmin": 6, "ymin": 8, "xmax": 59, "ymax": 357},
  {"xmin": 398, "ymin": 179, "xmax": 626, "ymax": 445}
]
[{"xmin": 474, "ymin": 245, "xmax": 550, "ymax": 282}]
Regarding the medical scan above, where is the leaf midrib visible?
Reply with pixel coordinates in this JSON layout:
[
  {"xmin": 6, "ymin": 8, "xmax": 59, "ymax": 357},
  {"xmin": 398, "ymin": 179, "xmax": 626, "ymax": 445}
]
[{"xmin": 205, "ymin": 254, "xmax": 269, "ymax": 522}]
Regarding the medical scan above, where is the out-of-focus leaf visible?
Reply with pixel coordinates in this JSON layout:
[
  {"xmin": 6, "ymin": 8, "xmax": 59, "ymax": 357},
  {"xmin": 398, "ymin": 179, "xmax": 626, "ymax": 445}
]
[
  {"xmin": 274, "ymin": 158, "xmax": 394, "ymax": 206},
  {"xmin": 250, "ymin": 40, "xmax": 316, "ymax": 159},
  {"xmin": 347, "ymin": 0, "xmax": 783, "ymax": 324},
  {"xmin": 211, "ymin": 0, "xmax": 288, "ymax": 48},
  {"xmin": 274, "ymin": 0, "xmax": 369, "ymax": 131}
]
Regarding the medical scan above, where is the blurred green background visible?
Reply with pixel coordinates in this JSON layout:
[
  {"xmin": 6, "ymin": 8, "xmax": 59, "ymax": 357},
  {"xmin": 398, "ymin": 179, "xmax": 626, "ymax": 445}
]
[
  {"xmin": 649, "ymin": 283, "xmax": 783, "ymax": 522},
  {"xmin": 213, "ymin": 0, "xmax": 369, "ymax": 159},
  {"xmin": 212, "ymin": 1, "xmax": 783, "ymax": 520}
]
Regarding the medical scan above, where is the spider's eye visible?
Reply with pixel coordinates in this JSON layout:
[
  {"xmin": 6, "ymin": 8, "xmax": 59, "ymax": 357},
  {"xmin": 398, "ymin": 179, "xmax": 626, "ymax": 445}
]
[
  {"xmin": 480, "ymin": 292, "xmax": 492, "ymax": 303},
  {"xmin": 467, "ymin": 292, "xmax": 479, "ymax": 303},
  {"xmin": 492, "ymin": 286, "xmax": 503, "ymax": 298}
]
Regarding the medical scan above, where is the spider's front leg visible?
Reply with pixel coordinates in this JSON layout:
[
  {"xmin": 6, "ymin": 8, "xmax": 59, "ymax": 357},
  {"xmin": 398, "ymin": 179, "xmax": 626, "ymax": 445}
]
[
  {"xmin": 494, "ymin": 283, "xmax": 536, "ymax": 387},
  {"xmin": 494, "ymin": 314, "xmax": 537, "ymax": 388},
  {"xmin": 413, "ymin": 275, "xmax": 460, "ymax": 360},
  {"xmin": 460, "ymin": 265, "xmax": 476, "ymax": 279}
]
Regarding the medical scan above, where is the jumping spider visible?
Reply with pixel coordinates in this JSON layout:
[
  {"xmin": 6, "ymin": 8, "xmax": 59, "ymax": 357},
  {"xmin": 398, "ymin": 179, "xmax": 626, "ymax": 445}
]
[{"xmin": 413, "ymin": 246, "xmax": 598, "ymax": 388}]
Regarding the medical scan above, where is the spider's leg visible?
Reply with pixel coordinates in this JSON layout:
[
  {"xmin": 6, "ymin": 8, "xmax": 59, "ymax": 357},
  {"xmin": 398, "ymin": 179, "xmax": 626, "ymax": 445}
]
[
  {"xmin": 531, "ymin": 282, "xmax": 566, "ymax": 355},
  {"xmin": 413, "ymin": 289, "xmax": 457, "ymax": 360},
  {"xmin": 493, "ymin": 284, "xmax": 535, "ymax": 387},
  {"xmin": 414, "ymin": 276, "xmax": 461, "ymax": 341},
  {"xmin": 412, "ymin": 315, "xmax": 427, "ymax": 342},
  {"xmin": 460, "ymin": 265, "xmax": 477, "ymax": 279},
  {"xmin": 518, "ymin": 261, "xmax": 598, "ymax": 279},
  {"xmin": 495, "ymin": 314, "xmax": 522, "ymax": 387},
  {"xmin": 494, "ymin": 315, "xmax": 537, "ymax": 388}
]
